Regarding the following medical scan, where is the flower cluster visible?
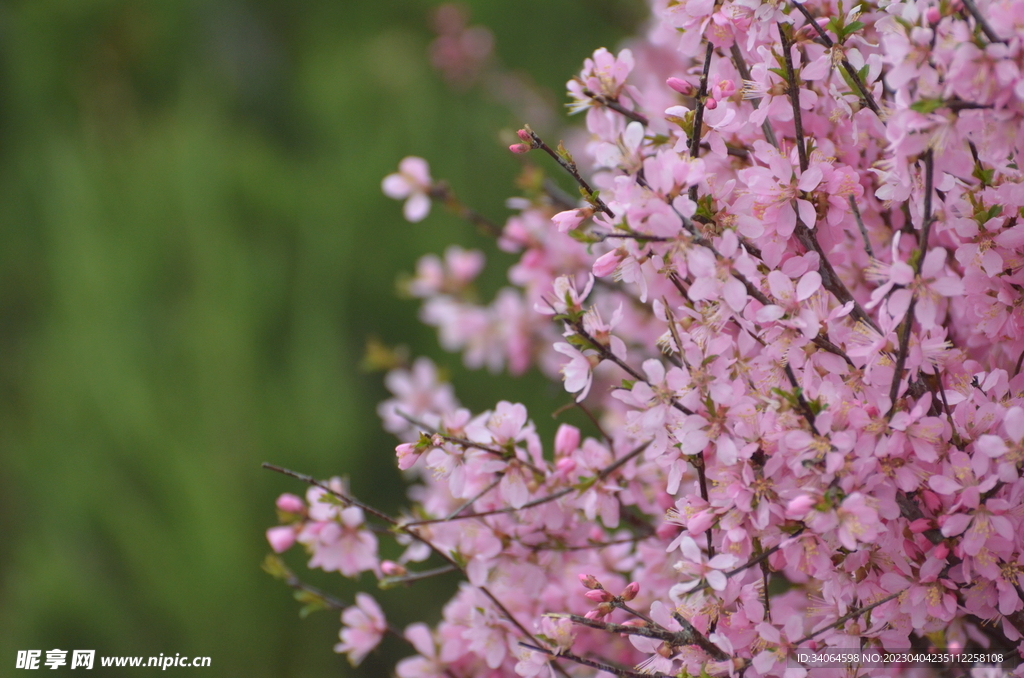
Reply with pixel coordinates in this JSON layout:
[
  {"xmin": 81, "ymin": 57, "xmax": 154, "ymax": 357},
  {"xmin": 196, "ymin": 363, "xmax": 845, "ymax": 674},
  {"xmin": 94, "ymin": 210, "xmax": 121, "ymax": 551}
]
[{"xmin": 267, "ymin": 0, "xmax": 1024, "ymax": 676}]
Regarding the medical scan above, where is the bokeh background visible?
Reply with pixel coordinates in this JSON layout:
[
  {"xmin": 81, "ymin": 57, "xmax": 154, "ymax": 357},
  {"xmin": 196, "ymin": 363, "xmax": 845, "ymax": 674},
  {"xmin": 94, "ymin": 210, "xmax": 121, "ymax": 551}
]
[{"xmin": 0, "ymin": 0, "xmax": 644, "ymax": 675}]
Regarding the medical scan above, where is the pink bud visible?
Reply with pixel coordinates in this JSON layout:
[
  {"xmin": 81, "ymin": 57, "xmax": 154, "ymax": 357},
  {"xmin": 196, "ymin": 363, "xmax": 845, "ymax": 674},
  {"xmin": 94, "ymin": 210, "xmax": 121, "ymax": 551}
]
[
  {"xmin": 266, "ymin": 526, "xmax": 296, "ymax": 553},
  {"xmin": 381, "ymin": 560, "xmax": 408, "ymax": 577},
  {"xmin": 578, "ymin": 573, "xmax": 600, "ymax": 589},
  {"xmin": 509, "ymin": 143, "xmax": 530, "ymax": 154},
  {"xmin": 584, "ymin": 589, "xmax": 614, "ymax": 602},
  {"xmin": 704, "ymin": 96, "xmax": 718, "ymax": 110},
  {"xmin": 931, "ymin": 543, "xmax": 950, "ymax": 560},
  {"xmin": 620, "ymin": 582, "xmax": 640, "ymax": 601},
  {"xmin": 925, "ymin": 6, "xmax": 940, "ymax": 23},
  {"xmin": 555, "ymin": 424, "xmax": 581, "ymax": 456},
  {"xmin": 592, "ymin": 249, "xmax": 624, "ymax": 278},
  {"xmin": 666, "ymin": 77, "xmax": 694, "ymax": 95},
  {"xmin": 921, "ymin": 490, "xmax": 942, "ymax": 513},
  {"xmin": 396, "ymin": 442, "xmax": 423, "ymax": 470},
  {"xmin": 517, "ymin": 128, "xmax": 531, "ymax": 142},
  {"xmin": 555, "ymin": 457, "xmax": 577, "ymax": 475},
  {"xmin": 276, "ymin": 493, "xmax": 305, "ymax": 513},
  {"xmin": 786, "ymin": 494, "xmax": 815, "ymax": 520},
  {"xmin": 908, "ymin": 518, "xmax": 933, "ymax": 533}
]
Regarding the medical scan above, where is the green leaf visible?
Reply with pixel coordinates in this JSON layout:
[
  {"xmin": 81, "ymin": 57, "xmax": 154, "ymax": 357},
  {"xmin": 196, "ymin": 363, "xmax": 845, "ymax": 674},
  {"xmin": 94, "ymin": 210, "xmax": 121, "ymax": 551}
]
[{"xmin": 910, "ymin": 98, "xmax": 944, "ymax": 114}]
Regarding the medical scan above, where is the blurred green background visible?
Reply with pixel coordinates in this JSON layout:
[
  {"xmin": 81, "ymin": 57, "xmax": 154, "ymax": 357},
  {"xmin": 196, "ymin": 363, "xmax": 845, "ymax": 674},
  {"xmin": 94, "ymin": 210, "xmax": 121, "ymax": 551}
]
[{"xmin": 0, "ymin": 0, "xmax": 642, "ymax": 675}]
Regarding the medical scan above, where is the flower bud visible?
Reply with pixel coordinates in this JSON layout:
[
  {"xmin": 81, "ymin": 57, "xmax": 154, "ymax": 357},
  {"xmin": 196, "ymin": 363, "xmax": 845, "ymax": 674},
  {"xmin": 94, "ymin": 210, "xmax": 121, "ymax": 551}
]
[
  {"xmin": 620, "ymin": 582, "xmax": 640, "ymax": 601},
  {"xmin": 380, "ymin": 560, "xmax": 408, "ymax": 577},
  {"xmin": 578, "ymin": 573, "xmax": 601, "ymax": 589},
  {"xmin": 921, "ymin": 490, "xmax": 942, "ymax": 513},
  {"xmin": 396, "ymin": 442, "xmax": 423, "ymax": 471},
  {"xmin": 704, "ymin": 96, "xmax": 718, "ymax": 110},
  {"xmin": 517, "ymin": 128, "xmax": 532, "ymax": 142},
  {"xmin": 666, "ymin": 77, "xmax": 694, "ymax": 95},
  {"xmin": 931, "ymin": 543, "xmax": 950, "ymax": 560},
  {"xmin": 555, "ymin": 457, "xmax": 577, "ymax": 475},
  {"xmin": 555, "ymin": 424, "xmax": 581, "ymax": 456},
  {"xmin": 592, "ymin": 249, "xmax": 624, "ymax": 278},
  {"xmin": 908, "ymin": 518, "xmax": 933, "ymax": 533},
  {"xmin": 266, "ymin": 526, "xmax": 296, "ymax": 553},
  {"xmin": 509, "ymin": 143, "xmax": 531, "ymax": 154},
  {"xmin": 925, "ymin": 6, "xmax": 940, "ymax": 23},
  {"xmin": 584, "ymin": 588, "xmax": 614, "ymax": 602},
  {"xmin": 276, "ymin": 493, "xmax": 305, "ymax": 513},
  {"xmin": 786, "ymin": 494, "xmax": 815, "ymax": 520}
]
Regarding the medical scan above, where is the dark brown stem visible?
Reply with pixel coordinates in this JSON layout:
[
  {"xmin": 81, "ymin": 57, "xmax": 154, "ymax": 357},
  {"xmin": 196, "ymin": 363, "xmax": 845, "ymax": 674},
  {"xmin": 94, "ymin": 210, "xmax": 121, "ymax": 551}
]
[
  {"xmin": 524, "ymin": 127, "xmax": 614, "ymax": 217},
  {"xmin": 730, "ymin": 44, "xmax": 780, "ymax": 149},
  {"xmin": 789, "ymin": 1, "xmax": 881, "ymax": 115},
  {"xmin": 960, "ymin": 0, "xmax": 1004, "ymax": 44},
  {"xmin": 850, "ymin": 196, "xmax": 874, "ymax": 259},
  {"xmin": 582, "ymin": 88, "xmax": 649, "ymax": 125},
  {"xmin": 519, "ymin": 643, "xmax": 673, "ymax": 678},
  {"xmin": 688, "ymin": 43, "xmax": 716, "ymax": 201},
  {"xmin": 402, "ymin": 440, "xmax": 650, "ymax": 526},
  {"xmin": 793, "ymin": 591, "xmax": 902, "ymax": 646},
  {"xmin": 887, "ymin": 149, "xmax": 934, "ymax": 417},
  {"xmin": 779, "ymin": 25, "xmax": 808, "ymax": 173}
]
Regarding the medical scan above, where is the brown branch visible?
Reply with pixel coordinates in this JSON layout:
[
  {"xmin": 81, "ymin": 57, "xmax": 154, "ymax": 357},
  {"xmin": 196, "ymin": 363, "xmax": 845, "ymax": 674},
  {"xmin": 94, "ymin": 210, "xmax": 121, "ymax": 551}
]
[
  {"xmin": 519, "ymin": 642, "xmax": 673, "ymax": 678},
  {"xmin": 779, "ymin": 25, "xmax": 808, "ymax": 173},
  {"xmin": 887, "ymin": 149, "xmax": 934, "ymax": 416},
  {"xmin": 523, "ymin": 127, "xmax": 615, "ymax": 217},
  {"xmin": 689, "ymin": 42, "xmax": 716, "ymax": 201},
  {"xmin": 960, "ymin": 0, "xmax": 1005, "ymax": 44},
  {"xmin": 582, "ymin": 88, "xmax": 649, "ymax": 125},
  {"xmin": 730, "ymin": 44, "xmax": 780, "ymax": 149},
  {"xmin": 789, "ymin": 1, "xmax": 881, "ymax": 115}
]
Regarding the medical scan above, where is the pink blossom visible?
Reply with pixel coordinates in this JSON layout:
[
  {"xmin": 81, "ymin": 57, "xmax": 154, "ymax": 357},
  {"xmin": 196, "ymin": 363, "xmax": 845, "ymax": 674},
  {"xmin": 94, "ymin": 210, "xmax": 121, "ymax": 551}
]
[
  {"xmin": 335, "ymin": 593, "xmax": 387, "ymax": 666},
  {"xmin": 382, "ymin": 157, "xmax": 433, "ymax": 222}
]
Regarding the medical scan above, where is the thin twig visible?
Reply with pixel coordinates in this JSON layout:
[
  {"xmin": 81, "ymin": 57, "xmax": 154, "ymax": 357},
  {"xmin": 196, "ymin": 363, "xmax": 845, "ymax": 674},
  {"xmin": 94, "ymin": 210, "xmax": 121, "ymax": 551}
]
[
  {"xmin": 960, "ymin": 0, "xmax": 1004, "ymax": 44},
  {"xmin": 850, "ymin": 196, "xmax": 874, "ymax": 259},
  {"xmin": 524, "ymin": 127, "xmax": 614, "ymax": 217},
  {"xmin": 582, "ymin": 88, "xmax": 649, "ymax": 125},
  {"xmin": 688, "ymin": 42, "xmax": 716, "ymax": 201},
  {"xmin": 789, "ymin": 1, "xmax": 881, "ymax": 115},
  {"xmin": 730, "ymin": 44, "xmax": 779, "ymax": 149},
  {"xmin": 402, "ymin": 440, "xmax": 651, "ymax": 526},
  {"xmin": 887, "ymin": 149, "xmax": 934, "ymax": 415},
  {"xmin": 519, "ymin": 643, "xmax": 673, "ymax": 678},
  {"xmin": 793, "ymin": 591, "xmax": 902, "ymax": 647},
  {"xmin": 262, "ymin": 462, "xmax": 570, "ymax": 678},
  {"xmin": 779, "ymin": 25, "xmax": 808, "ymax": 173}
]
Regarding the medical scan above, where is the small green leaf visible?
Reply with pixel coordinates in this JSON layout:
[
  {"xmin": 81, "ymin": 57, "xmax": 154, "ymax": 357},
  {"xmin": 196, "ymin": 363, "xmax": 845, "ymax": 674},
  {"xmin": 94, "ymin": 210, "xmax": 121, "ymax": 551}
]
[{"xmin": 910, "ymin": 98, "xmax": 944, "ymax": 114}]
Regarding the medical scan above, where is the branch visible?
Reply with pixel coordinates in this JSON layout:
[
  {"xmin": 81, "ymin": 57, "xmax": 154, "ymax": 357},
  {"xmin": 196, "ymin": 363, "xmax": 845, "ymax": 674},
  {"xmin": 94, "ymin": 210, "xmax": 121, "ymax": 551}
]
[
  {"xmin": 519, "ymin": 643, "xmax": 673, "ymax": 678},
  {"xmin": 403, "ymin": 440, "xmax": 651, "ymax": 526},
  {"xmin": 688, "ymin": 42, "xmax": 716, "ymax": 201},
  {"xmin": 793, "ymin": 591, "xmax": 902, "ymax": 646},
  {"xmin": 523, "ymin": 127, "xmax": 615, "ymax": 217},
  {"xmin": 582, "ymin": 88, "xmax": 649, "ymax": 125},
  {"xmin": 730, "ymin": 44, "xmax": 779, "ymax": 149},
  {"xmin": 960, "ymin": 0, "xmax": 1005, "ymax": 44},
  {"xmin": 789, "ymin": 1, "xmax": 881, "ymax": 116},
  {"xmin": 262, "ymin": 462, "xmax": 567, "ymax": 677},
  {"xmin": 887, "ymin": 149, "xmax": 934, "ymax": 416},
  {"xmin": 429, "ymin": 181, "xmax": 505, "ymax": 238},
  {"xmin": 779, "ymin": 25, "xmax": 808, "ymax": 173}
]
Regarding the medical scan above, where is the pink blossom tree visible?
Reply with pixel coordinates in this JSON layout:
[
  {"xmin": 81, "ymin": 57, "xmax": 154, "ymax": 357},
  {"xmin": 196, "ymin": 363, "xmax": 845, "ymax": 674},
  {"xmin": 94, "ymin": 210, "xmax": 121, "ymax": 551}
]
[{"xmin": 265, "ymin": 0, "xmax": 1024, "ymax": 675}]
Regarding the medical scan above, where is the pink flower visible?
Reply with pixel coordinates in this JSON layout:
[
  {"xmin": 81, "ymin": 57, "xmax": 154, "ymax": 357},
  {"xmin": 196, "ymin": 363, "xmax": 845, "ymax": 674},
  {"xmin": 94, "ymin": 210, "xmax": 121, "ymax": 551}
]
[
  {"xmin": 382, "ymin": 157, "xmax": 433, "ymax": 222},
  {"xmin": 335, "ymin": 593, "xmax": 387, "ymax": 666},
  {"xmin": 265, "ymin": 526, "xmax": 296, "ymax": 553}
]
